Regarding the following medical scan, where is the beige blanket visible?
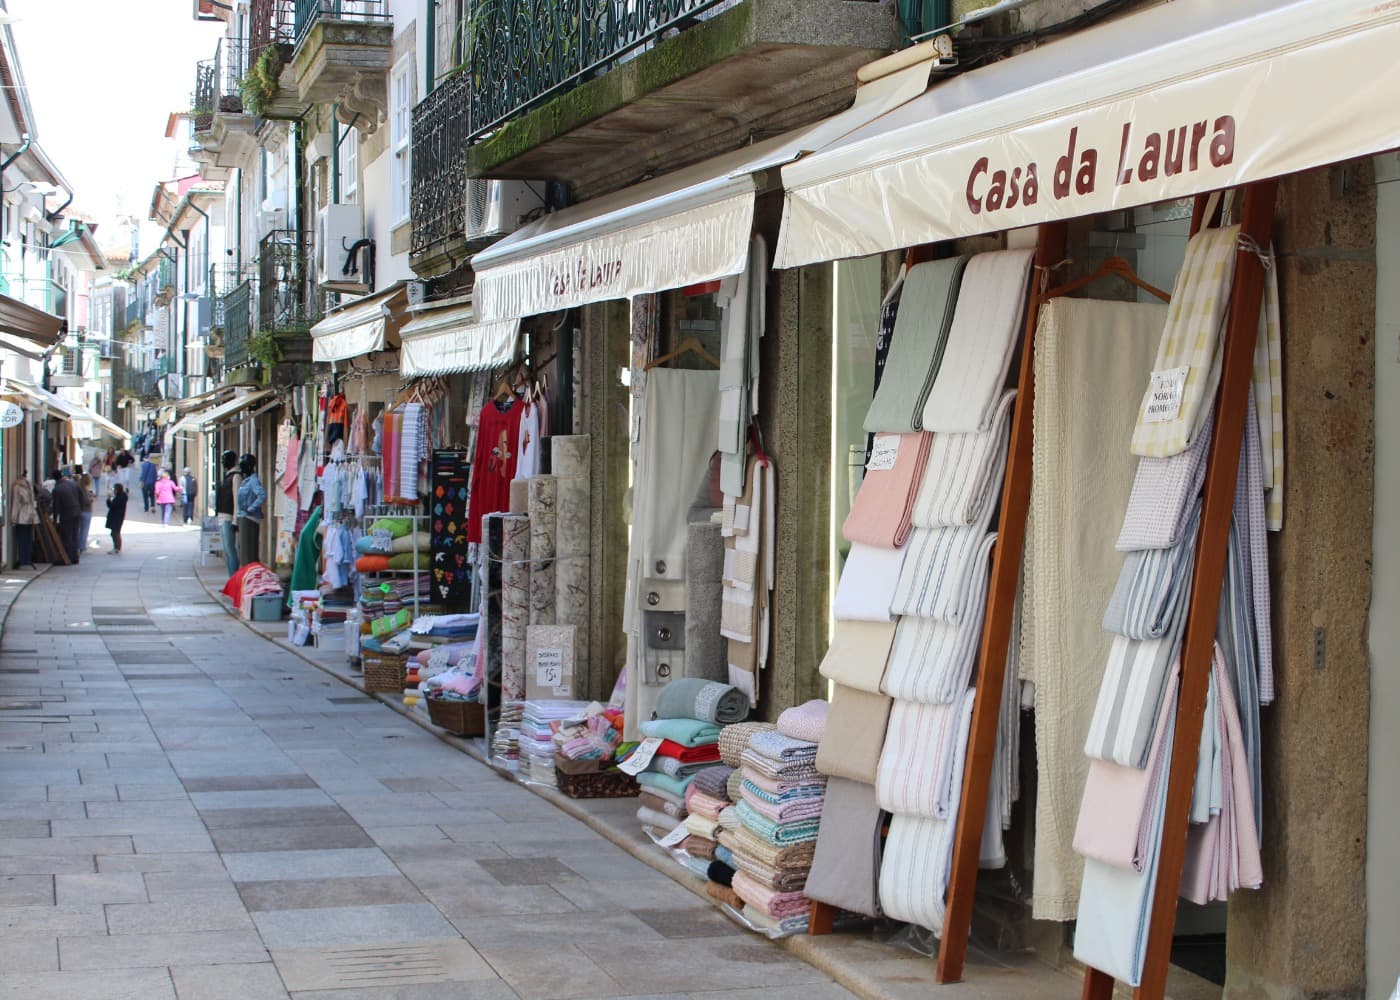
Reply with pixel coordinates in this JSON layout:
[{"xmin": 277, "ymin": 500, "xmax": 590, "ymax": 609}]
[{"xmin": 1022, "ymin": 297, "xmax": 1164, "ymax": 920}]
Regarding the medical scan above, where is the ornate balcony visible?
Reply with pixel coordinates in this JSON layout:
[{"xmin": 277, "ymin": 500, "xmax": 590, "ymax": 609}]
[
  {"xmin": 245, "ymin": 0, "xmax": 302, "ymax": 119},
  {"xmin": 257, "ymin": 230, "xmax": 321, "ymax": 361},
  {"xmin": 190, "ymin": 38, "xmax": 258, "ymax": 182},
  {"xmin": 288, "ymin": 0, "xmax": 394, "ymax": 130},
  {"xmin": 461, "ymin": 0, "xmax": 898, "ymax": 200},
  {"xmin": 409, "ymin": 69, "xmax": 470, "ymax": 277},
  {"xmin": 221, "ymin": 278, "xmax": 255, "ymax": 371}
]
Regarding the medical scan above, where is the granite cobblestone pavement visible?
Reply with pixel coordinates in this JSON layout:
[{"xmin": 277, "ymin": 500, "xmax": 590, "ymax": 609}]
[{"xmin": 0, "ymin": 518, "xmax": 855, "ymax": 999}]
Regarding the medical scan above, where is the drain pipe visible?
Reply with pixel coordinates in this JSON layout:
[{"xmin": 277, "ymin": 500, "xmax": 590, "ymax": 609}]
[{"xmin": 0, "ymin": 135, "xmax": 31, "ymax": 186}]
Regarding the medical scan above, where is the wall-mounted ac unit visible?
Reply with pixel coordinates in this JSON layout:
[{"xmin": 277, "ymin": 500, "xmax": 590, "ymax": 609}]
[
  {"xmin": 464, "ymin": 179, "xmax": 546, "ymax": 249},
  {"xmin": 316, "ymin": 203, "xmax": 368, "ymax": 293}
]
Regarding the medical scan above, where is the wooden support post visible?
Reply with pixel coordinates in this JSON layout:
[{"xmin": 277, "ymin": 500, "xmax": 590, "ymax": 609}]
[
  {"xmin": 935, "ymin": 221, "xmax": 1067, "ymax": 984},
  {"xmin": 808, "ymin": 900, "xmax": 836, "ymax": 935}
]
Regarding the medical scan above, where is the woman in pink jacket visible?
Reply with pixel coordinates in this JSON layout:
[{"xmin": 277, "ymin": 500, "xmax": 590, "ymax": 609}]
[{"xmin": 153, "ymin": 468, "xmax": 182, "ymax": 527}]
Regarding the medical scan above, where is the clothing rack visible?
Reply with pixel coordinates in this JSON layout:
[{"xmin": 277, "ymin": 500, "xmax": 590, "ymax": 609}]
[{"xmin": 361, "ymin": 503, "xmax": 428, "ymax": 619}]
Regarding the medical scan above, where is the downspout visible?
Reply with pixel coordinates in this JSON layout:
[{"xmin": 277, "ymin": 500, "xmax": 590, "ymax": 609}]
[
  {"xmin": 187, "ymin": 200, "xmax": 211, "ymax": 397},
  {"xmin": 425, "ymin": 0, "xmax": 436, "ymax": 94},
  {"xmin": 331, "ymin": 112, "xmax": 340, "ymax": 204},
  {"xmin": 0, "ymin": 135, "xmax": 31, "ymax": 184}
]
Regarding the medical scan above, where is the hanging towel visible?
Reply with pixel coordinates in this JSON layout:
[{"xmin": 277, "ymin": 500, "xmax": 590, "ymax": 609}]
[
  {"xmin": 891, "ymin": 525, "xmax": 997, "ymax": 624},
  {"xmin": 832, "ymin": 543, "xmax": 907, "ymax": 623},
  {"xmin": 1256, "ymin": 254, "xmax": 1284, "ymax": 530},
  {"xmin": 1073, "ymin": 668, "xmax": 1180, "ymax": 872},
  {"xmin": 806, "ymin": 777, "xmax": 886, "ymax": 918},
  {"xmin": 653, "ymin": 679, "xmax": 749, "ymax": 725},
  {"xmin": 843, "ymin": 431, "xmax": 933, "ymax": 549},
  {"xmin": 1021, "ymin": 297, "xmax": 1165, "ymax": 921},
  {"xmin": 863, "ymin": 256, "xmax": 968, "ymax": 433},
  {"xmin": 882, "ymin": 533, "xmax": 996, "ymax": 705},
  {"xmin": 1234, "ymin": 386, "xmax": 1274, "ymax": 706},
  {"xmin": 399, "ymin": 404, "xmax": 422, "ymax": 502},
  {"xmin": 921, "ymin": 248, "xmax": 1035, "ymax": 432},
  {"xmin": 815, "ymin": 684, "xmax": 892, "ymax": 784},
  {"xmin": 1102, "ymin": 501, "xmax": 1201, "ymax": 641},
  {"xmin": 1117, "ymin": 405, "xmax": 1213, "ymax": 552},
  {"xmin": 1083, "ymin": 624, "xmax": 1185, "ymax": 769},
  {"xmin": 878, "ymin": 813, "xmax": 959, "ymax": 934},
  {"xmin": 875, "ymin": 691, "xmax": 976, "ymax": 820},
  {"xmin": 817, "ymin": 619, "xmax": 896, "ymax": 694},
  {"xmin": 911, "ymin": 390, "xmax": 1015, "ymax": 528},
  {"xmin": 1219, "ymin": 501, "xmax": 1263, "ymax": 834},
  {"xmin": 1130, "ymin": 225, "xmax": 1240, "ymax": 457}
]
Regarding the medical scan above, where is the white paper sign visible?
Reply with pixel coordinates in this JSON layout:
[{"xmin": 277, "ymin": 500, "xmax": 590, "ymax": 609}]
[
  {"xmin": 619, "ymin": 736, "xmax": 664, "ymax": 776},
  {"xmin": 657, "ymin": 821, "xmax": 690, "ymax": 847},
  {"xmin": 866, "ymin": 434, "xmax": 901, "ymax": 471},
  {"xmin": 535, "ymin": 647, "xmax": 563, "ymax": 689},
  {"xmin": 1143, "ymin": 366, "xmax": 1189, "ymax": 423}
]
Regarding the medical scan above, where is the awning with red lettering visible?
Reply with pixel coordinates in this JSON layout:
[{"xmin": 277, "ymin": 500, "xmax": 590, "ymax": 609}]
[
  {"xmin": 775, "ymin": 0, "xmax": 1400, "ymax": 268},
  {"xmin": 470, "ymin": 52, "xmax": 940, "ymax": 322}
]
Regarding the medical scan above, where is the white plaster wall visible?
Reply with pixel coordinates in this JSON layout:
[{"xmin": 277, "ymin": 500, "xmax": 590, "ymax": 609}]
[{"xmin": 1368, "ymin": 151, "xmax": 1400, "ymax": 1000}]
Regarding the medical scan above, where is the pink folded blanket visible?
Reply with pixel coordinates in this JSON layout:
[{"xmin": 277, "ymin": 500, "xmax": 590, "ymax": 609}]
[
  {"xmin": 776, "ymin": 699, "xmax": 830, "ymax": 744},
  {"xmin": 685, "ymin": 787, "xmax": 730, "ymax": 822},
  {"xmin": 733, "ymin": 869, "xmax": 810, "ymax": 919},
  {"xmin": 743, "ymin": 771, "xmax": 827, "ymax": 799},
  {"xmin": 842, "ymin": 432, "xmax": 933, "ymax": 549},
  {"xmin": 739, "ymin": 784, "xmax": 825, "ymax": 824}
]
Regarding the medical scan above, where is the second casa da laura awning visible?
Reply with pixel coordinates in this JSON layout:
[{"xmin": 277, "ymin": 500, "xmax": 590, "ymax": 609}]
[
  {"xmin": 310, "ymin": 283, "xmax": 409, "ymax": 363},
  {"xmin": 774, "ymin": 0, "xmax": 1400, "ymax": 267},
  {"xmin": 469, "ymin": 50, "xmax": 941, "ymax": 323},
  {"xmin": 399, "ymin": 297, "xmax": 520, "ymax": 378}
]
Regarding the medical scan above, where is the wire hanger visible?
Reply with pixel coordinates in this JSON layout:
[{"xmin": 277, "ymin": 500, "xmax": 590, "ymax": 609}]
[
  {"xmin": 1043, "ymin": 254, "xmax": 1170, "ymax": 303},
  {"xmin": 644, "ymin": 336, "xmax": 720, "ymax": 371}
]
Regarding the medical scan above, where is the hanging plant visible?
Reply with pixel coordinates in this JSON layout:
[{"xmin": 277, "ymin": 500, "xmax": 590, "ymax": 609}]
[
  {"xmin": 241, "ymin": 44, "xmax": 287, "ymax": 118},
  {"xmin": 248, "ymin": 331, "xmax": 283, "ymax": 367}
]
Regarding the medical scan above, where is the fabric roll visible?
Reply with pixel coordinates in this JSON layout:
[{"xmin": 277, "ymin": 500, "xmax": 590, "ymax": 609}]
[
  {"xmin": 500, "ymin": 514, "xmax": 531, "ymax": 701},
  {"xmin": 718, "ymin": 721, "xmax": 776, "ymax": 768},
  {"xmin": 818, "ymin": 619, "xmax": 896, "ymax": 694},
  {"xmin": 882, "ymin": 533, "xmax": 996, "ymax": 705},
  {"xmin": 921, "ymin": 248, "xmax": 1035, "ymax": 433},
  {"xmin": 875, "ymin": 691, "xmax": 976, "ymax": 819},
  {"xmin": 863, "ymin": 256, "xmax": 969, "ymax": 433},
  {"xmin": 776, "ymin": 700, "xmax": 829, "ymax": 744},
  {"xmin": 733, "ymin": 855, "xmax": 809, "ymax": 894},
  {"xmin": 833, "ymin": 543, "xmax": 908, "ymax": 623},
  {"xmin": 685, "ymin": 520, "xmax": 727, "ymax": 681},
  {"xmin": 1073, "ymin": 669, "xmax": 1180, "ymax": 872},
  {"xmin": 1131, "ymin": 225, "xmax": 1240, "ymax": 458},
  {"xmin": 654, "ymin": 678, "xmax": 748, "ymax": 725},
  {"xmin": 912, "ymin": 390, "xmax": 1016, "ymax": 529},
  {"xmin": 527, "ymin": 477, "xmax": 557, "ymax": 627},
  {"xmin": 691, "ymin": 765, "xmax": 736, "ymax": 800},
  {"xmin": 1103, "ymin": 501, "xmax": 1200, "ymax": 641},
  {"xmin": 639, "ymin": 717, "xmax": 720, "ymax": 747},
  {"xmin": 638, "ymin": 791, "xmax": 686, "ymax": 820},
  {"xmin": 843, "ymin": 432, "xmax": 933, "ymax": 549},
  {"xmin": 805, "ymin": 776, "xmax": 885, "ymax": 918},
  {"xmin": 1022, "ymin": 296, "xmax": 1165, "ymax": 921},
  {"xmin": 649, "ymin": 755, "xmax": 713, "ymax": 779},
  {"xmin": 816, "ymin": 684, "xmax": 892, "ymax": 784},
  {"xmin": 637, "ymin": 805, "xmax": 680, "ymax": 831},
  {"xmin": 553, "ymin": 436, "xmax": 591, "ymax": 645},
  {"xmin": 891, "ymin": 526, "xmax": 997, "ymax": 624}
]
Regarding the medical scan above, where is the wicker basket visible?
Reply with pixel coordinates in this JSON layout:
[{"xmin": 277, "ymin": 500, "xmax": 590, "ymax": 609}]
[
  {"xmin": 362, "ymin": 652, "xmax": 408, "ymax": 693},
  {"xmin": 555, "ymin": 765, "xmax": 640, "ymax": 800},
  {"xmin": 427, "ymin": 697, "xmax": 485, "ymax": 737}
]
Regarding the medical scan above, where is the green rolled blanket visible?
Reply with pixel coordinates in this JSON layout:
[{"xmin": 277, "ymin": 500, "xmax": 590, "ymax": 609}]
[{"xmin": 655, "ymin": 678, "xmax": 749, "ymax": 724}]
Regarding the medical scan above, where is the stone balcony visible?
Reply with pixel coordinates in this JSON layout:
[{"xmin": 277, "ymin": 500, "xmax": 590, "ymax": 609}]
[{"xmin": 288, "ymin": 9, "xmax": 394, "ymax": 131}]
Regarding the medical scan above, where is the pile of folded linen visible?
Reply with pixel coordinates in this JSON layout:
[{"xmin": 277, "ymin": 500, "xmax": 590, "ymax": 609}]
[
  {"xmin": 519, "ymin": 701, "xmax": 591, "ymax": 786},
  {"xmin": 633, "ymin": 717, "xmax": 721, "ymax": 833}
]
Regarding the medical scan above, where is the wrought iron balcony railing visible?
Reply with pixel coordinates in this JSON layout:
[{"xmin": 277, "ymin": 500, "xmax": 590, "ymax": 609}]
[
  {"xmin": 216, "ymin": 37, "xmax": 248, "ymax": 109},
  {"xmin": 223, "ymin": 279, "xmax": 254, "ymax": 369},
  {"xmin": 193, "ymin": 58, "xmax": 217, "ymax": 131},
  {"xmin": 463, "ymin": 0, "xmax": 740, "ymax": 144},
  {"xmin": 410, "ymin": 68, "xmax": 470, "ymax": 257},
  {"xmin": 293, "ymin": 0, "xmax": 391, "ymax": 46},
  {"xmin": 251, "ymin": 0, "xmax": 296, "ymax": 59},
  {"xmin": 257, "ymin": 230, "xmax": 321, "ymax": 335}
]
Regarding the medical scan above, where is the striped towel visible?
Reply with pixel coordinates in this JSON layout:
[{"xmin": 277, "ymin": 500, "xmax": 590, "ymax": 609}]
[
  {"xmin": 398, "ymin": 404, "xmax": 422, "ymax": 502},
  {"xmin": 731, "ymin": 853, "xmax": 809, "ymax": 894},
  {"xmin": 1102, "ymin": 501, "xmax": 1201, "ymax": 641},
  {"xmin": 740, "ymin": 776, "xmax": 826, "ymax": 805},
  {"xmin": 735, "ymin": 799, "xmax": 820, "ymax": 845},
  {"xmin": 1117, "ymin": 403, "xmax": 1214, "ymax": 552},
  {"xmin": 843, "ymin": 432, "xmax": 934, "ymax": 549},
  {"xmin": 882, "ymin": 534, "xmax": 996, "ymax": 705},
  {"xmin": 891, "ymin": 527, "xmax": 996, "ymax": 624},
  {"xmin": 912, "ymin": 390, "xmax": 1016, "ymax": 528},
  {"xmin": 739, "ymin": 748, "xmax": 820, "ymax": 783},
  {"xmin": 863, "ymin": 256, "xmax": 969, "ymax": 433},
  {"xmin": 922, "ymin": 249, "xmax": 1035, "ymax": 432},
  {"xmin": 875, "ymin": 691, "xmax": 976, "ymax": 819},
  {"xmin": 732, "ymin": 870, "xmax": 811, "ymax": 919},
  {"xmin": 1236, "ymin": 385, "xmax": 1274, "ymax": 706},
  {"xmin": 1083, "ymin": 627, "xmax": 1184, "ymax": 769},
  {"xmin": 748, "ymin": 730, "xmax": 818, "ymax": 763},
  {"xmin": 879, "ymin": 813, "xmax": 959, "ymax": 934},
  {"xmin": 1130, "ymin": 226, "xmax": 1239, "ymax": 457},
  {"xmin": 721, "ymin": 826, "xmax": 818, "ymax": 873},
  {"xmin": 739, "ymin": 785, "xmax": 825, "ymax": 824}
]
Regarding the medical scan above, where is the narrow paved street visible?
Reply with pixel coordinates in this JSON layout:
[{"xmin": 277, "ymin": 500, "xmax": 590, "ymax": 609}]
[{"xmin": 0, "ymin": 514, "xmax": 854, "ymax": 1000}]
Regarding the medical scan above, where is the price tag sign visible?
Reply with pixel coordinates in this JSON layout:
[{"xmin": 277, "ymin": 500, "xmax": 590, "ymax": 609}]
[
  {"xmin": 1143, "ymin": 366, "xmax": 1190, "ymax": 423},
  {"xmin": 866, "ymin": 434, "xmax": 901, "ymax": 471},
  {"xmin": 619, "ymin": 736, "xmax": 664, "ymax": 776},
  {"xmin": 535, "ymin": 647, "xmax": 563, "ymax": 690},
  {"xmin": 657, "ymin": 821, "xmax": 690, "ymax": 847}
]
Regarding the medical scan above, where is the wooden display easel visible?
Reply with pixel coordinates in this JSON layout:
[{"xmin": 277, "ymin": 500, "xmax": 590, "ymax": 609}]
[{"xmin": 35, "ymin": 508, "xmax": 69, "ymax": 566}]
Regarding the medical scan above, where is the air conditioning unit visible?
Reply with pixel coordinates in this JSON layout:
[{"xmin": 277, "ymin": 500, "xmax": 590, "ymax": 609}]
[
  {"xmin": 316, "ymin": 203, "xmax": 368, "ymax": 293},
  {"xmin": 464, "ymin": 179, "xmax": 546, "ymax": 248}
]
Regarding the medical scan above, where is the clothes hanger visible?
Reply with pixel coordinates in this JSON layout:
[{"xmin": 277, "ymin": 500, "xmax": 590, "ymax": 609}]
[
  {"xmin": 644, "ymin": 336, "xmax": 720, "ymax": 371},
  {"xmin": 1043, "ymin": 254, "xmax": 1170, "ymax": 303}
]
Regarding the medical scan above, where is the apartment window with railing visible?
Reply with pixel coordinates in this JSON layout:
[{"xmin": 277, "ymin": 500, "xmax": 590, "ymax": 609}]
[{"xmin": 391, "ymin": 55, "xmax": 415, "ymax": 225}]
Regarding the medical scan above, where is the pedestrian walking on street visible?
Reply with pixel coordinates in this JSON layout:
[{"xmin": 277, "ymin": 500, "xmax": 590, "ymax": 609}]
[
  {"xmin": 139, "ymin": 456, "xmax": 157, "ymax": 512},
  {"xmin": 77, "ymin": 472, "xmax": 95, "ymax": 552},
  {"xmin": 180, "ymin": 467, "xmax": 198, "ymax": 524},
  {"xmin": 153, "ymin": 468, "xmax": 180, "ymax": 526},
  {"xmin": 236, "ymin": 453, "xmax": 265, "ymax": 567},
  {"xmin": 106, "ymin": 483, "xmax": 128, "ymax": 554},
  {"xmin": 8, "ymin": 471, "xmax": 38, "ymax": 569},
  {"xmin": 51, "ymin": 469, "xmax": 83, "ymax": 565}
]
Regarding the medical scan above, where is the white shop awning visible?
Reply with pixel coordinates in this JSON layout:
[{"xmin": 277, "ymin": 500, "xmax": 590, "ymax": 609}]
[
  {"xmin": 169, "ymin": 389, "xmax": 276, "ymax": 438},
  {"xmin": 66, "ymin": 404, "xmax": 130, "ymax": 445},
  {"xmin": 0, "ymin": 379, "xmax": 80, "ymax": 420},
  {"xmin": 310, "ymin": 283, "xmax": 409, "ymax": 363},
  {"xmin": 471, "ymin": 50, "xmax": 941, "ymax": 322},
  {"xmin": 399, "ymin": 297, "xmax": 520, "ymax": 377},
  {"xmin": 776, "ymin": 0, "xmax": 1400, "ymax": 268}
]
